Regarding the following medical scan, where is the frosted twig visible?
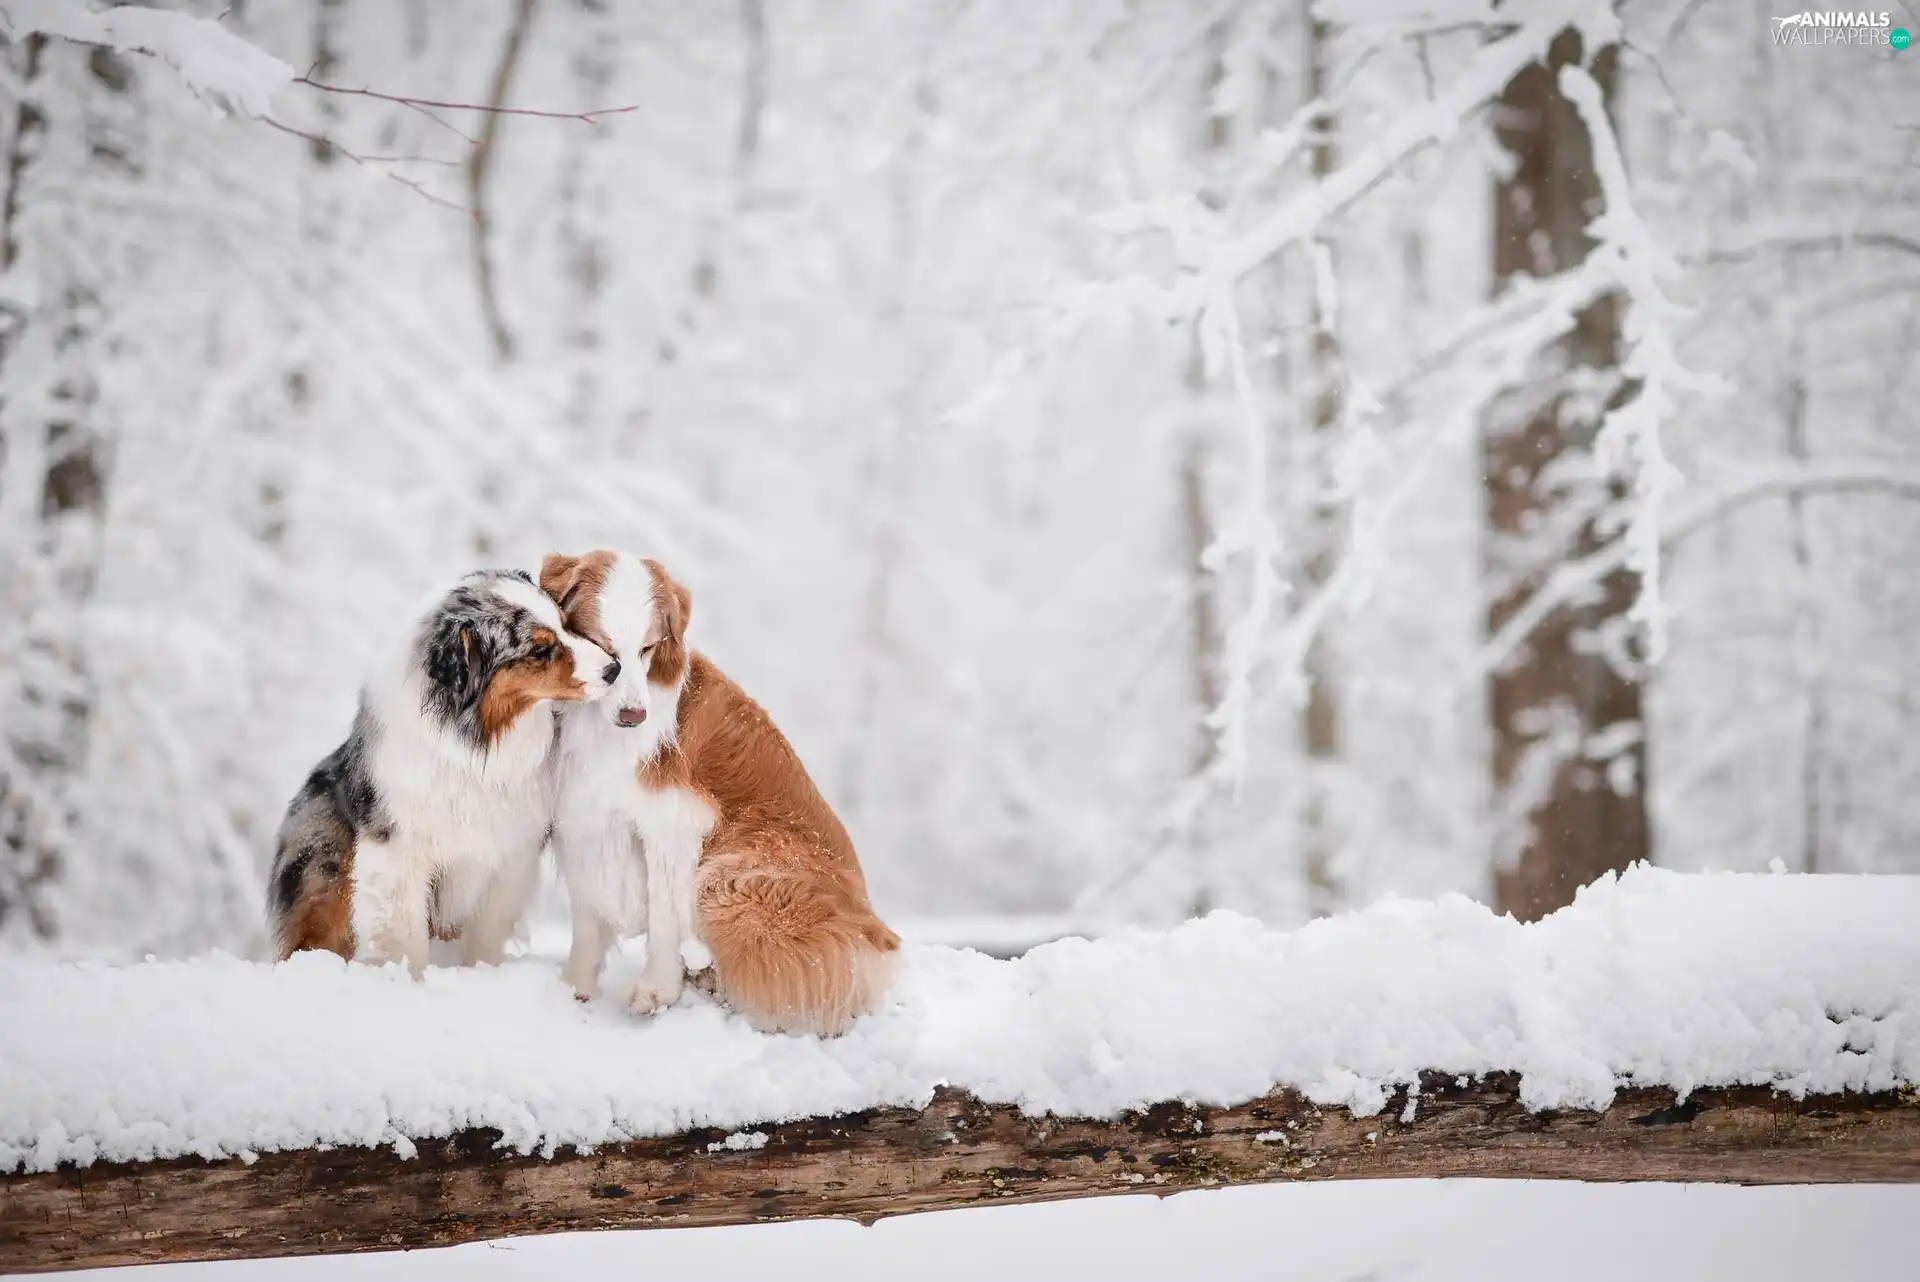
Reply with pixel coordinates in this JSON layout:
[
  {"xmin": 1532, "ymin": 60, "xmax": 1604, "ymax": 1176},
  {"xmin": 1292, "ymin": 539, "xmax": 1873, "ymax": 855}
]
[
  {"xmin": 965, "ymin": 0, "xmax": 1598, "ymax": 440},
  {"xmin": 1199, "ymin": 291, "xmax": 1283, "ymax": 791},
  {"xmin": 1680, "ymin": 230, "xmax": 1920, "ymax": 265},
  {"xmin": 1176, "ymin": 0, "xmax": 1588, "ymax": 311},
  {"xmin": 1561, "ymin": 64, "xmax": 1696, "ymax": 663}
]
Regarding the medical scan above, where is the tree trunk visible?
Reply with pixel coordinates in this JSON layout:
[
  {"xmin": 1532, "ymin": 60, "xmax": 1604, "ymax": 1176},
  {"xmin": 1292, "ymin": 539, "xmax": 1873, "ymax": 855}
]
[
  {"xmin": 1300, "ymin": 7, "xmax": 1344, "ymax": 918},
  {"xmin": 0, "ymin": 39, "xmax": 131, "ymax": 942},
  {"xmin": 0, "ymin": 32, "xmax": 53, "ymax": 941},
  {"xmin": 1180, "ymin": 428, "xmax": 1223, "ymax": 800},
  {"xmin": 304, "ymin": 0, "xmax": 345, "ymax": 166},
  {"xmin": 1484, "ymin": 32, "xmax": 1649, "ymax": 921},
  {"xmin": 557, "ymin": 0, "xmax": 618, "ymax": 437},
  {"xmin": 1783, "ymin": 358, "xmax": 1823, "ymax": 873},
  {"xmin": 5, "ymin": 1077, "xmax": 1916, "ymax": 1274},
  {"xmin": 1177, "ymin": 19, "xmax": 1234, "ymax": 918},
  {"xmin": 469, "ymin": 0, "xmax": 538, "ymax": 364}
]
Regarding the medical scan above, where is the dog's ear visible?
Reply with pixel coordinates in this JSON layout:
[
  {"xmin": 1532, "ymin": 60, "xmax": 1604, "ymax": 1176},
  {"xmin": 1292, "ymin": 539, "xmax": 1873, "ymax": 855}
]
[
  {"xmin": 642, "ymin": 560, "xmax": 692, "ymax": 642},
  {"xmin": 539, "ymin": 553, "xmax": 582, "ymax": 609},
  {"xmin": 671, "ymin": 580, "xmax": 693, "ymax": 638},
  {"xmin": 427, "ymin": 624, "xmax": 483, "ymax": 701},
  {"xmin": 641, "ymin": 560, "xmax": 692, "ymax": 683}
]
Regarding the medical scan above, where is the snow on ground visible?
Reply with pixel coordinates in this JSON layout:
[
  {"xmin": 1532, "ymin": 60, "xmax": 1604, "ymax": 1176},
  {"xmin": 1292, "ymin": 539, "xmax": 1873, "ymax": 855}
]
[
  {"xmin": 64, "ymin": 1179, "xmax": 1920, "ymax": 1282},
  {"xmin": 4, "ymin": 866, "xmax": 1918, "ymax": 1173}
]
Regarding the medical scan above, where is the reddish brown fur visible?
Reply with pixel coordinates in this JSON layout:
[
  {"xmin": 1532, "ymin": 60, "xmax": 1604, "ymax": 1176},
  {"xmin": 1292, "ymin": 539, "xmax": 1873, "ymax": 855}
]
[
  {"xmin": 659, "ymin": 653, "xmax": 900, "ymax": 1035},
  {"xmin": 637, "ymin": 558, "xmax": 693, "ymax": 687},
  {"xmin": 546, "ymin": 553, "xmax": 900, "ymax": 1035},
  {"xmin": 278, "ymin": 859, "xmax": 355, "ymax": 960},
  {"xmin": 276, "ymin": 848, "xmax": 466, "ymax": 959},
  {"xmin": 539, "ymin": 551, "xmax": 618, "ymax": 653}
]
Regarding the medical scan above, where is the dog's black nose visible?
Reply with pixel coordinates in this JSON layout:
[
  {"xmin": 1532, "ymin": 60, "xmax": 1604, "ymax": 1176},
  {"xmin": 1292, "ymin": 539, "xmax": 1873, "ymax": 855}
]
[{"xmin": 602, "ymin": 659, "xmax": 622, "ymax": 684}]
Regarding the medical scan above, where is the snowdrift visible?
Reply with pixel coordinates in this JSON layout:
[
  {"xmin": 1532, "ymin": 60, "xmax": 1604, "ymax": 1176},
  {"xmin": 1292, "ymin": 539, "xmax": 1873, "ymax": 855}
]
[{"xmin": 4, "ymin": 866, "xmax": 1916, "ymax": 1174}]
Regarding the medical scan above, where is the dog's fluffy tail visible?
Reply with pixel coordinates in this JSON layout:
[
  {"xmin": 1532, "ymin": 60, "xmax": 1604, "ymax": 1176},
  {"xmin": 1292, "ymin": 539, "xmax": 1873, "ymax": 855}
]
[{"xmin": 696, "ymin": 854, "xmax": 900, "ymax": 1036}]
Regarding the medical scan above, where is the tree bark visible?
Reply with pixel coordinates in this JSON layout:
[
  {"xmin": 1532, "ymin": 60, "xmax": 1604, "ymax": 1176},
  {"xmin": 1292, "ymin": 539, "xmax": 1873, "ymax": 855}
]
[
  {"xmin": 469, "ymin": 0, "xmax": 537, "ymax": 363},
  {"xmin": 1176, "ymin": 18, "xmax": 1234, "ymax": 918},
  {"xmin": 0, "ymin": 39, "xmax": 130, "ymax": 942},
  {"xmin": 1484, "ymin": 32, "xmax": 1649, "ymax": 922},
  {"xmin": 1783, "ymin": 359, "xmax": 1824, "ymax": 873},
  {"xmin": 556, "ymin": 0, "xmax": 618, "ymax": 435},
  {"xmin": 4, "ymin": 1077, "xmax": 1916, "ymax": 1274},
  {"xmin": 0, "ymin": 31, "xmax": 54, "ymax": 941},
  {"xmin": 1300, "ymin": 7, "xmax": 1344, "ymax": 919}
]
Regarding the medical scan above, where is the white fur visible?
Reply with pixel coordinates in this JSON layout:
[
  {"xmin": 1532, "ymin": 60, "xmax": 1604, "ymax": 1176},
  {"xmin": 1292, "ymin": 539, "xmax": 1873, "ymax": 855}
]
[
  {"xmin": 592, "ymin": 552, "xmax": 671, "ymax": 732},
  {"xmin": 551, "ymin": 554, "xmax": 710, "ymax": 1010},
  {"xmin": 351, "ymin": 581, "xmax": 612, "ymax": 977}
]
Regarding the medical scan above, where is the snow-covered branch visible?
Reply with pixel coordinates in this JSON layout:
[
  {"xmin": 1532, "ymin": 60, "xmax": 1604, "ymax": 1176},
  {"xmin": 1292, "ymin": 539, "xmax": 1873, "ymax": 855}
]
[
  {"xmin": 4, "ymin": 868, "xmax": 1917, "ymax": 1270},
  {"xmin": 1679, "ymin": 227, "xmax": 1920, "ymax": 266},
  {"xmin": 1197, "ymin": 294, "xmax": 1285, "ymax": 790},
  {"xmin": 1477, "ymin": 462, "xmax": 1920, "ymax": 675},
  {"xmin": 1176, "ymin": 0, "xmax": 1610, "ymax": 309},
  {"xmin": 1558, "ymin": 63, "xmax": 1697, "ymax": 665},
  {"xmin": 0, "ymin": 0, "xmax": 292, "ymax": 118},
  {"xmin": 5, "ymin": 866, "xmax": 1914, "ymax": 1175},
  {"xmin": 10, "ymin": 1077, "xmax": 1918, "ymax": 1272}
]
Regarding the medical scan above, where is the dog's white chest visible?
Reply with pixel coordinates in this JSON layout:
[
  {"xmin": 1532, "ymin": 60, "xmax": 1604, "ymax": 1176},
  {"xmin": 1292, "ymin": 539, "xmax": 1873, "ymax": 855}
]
[
  {"xmin": 554, "ymin": 713, "xmax": 712, "ymax": 935},
  {"xmin": 376, "ymin": 711, "xmax": 554, "ymax": 862}
]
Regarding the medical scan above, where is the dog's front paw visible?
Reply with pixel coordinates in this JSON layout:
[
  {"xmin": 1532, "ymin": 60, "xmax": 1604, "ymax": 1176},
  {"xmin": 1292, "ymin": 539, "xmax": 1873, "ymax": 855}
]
[{"xmin": 627, "ymin": 972, "xmax": 684, "ymax": 1017}]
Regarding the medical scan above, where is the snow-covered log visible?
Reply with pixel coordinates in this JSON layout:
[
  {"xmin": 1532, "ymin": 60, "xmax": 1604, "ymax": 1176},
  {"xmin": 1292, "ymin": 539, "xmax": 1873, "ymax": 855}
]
[
  {"xmin": 4, "ymin": 868, "xmax": 1918, "ymax": 1270},
  {"xmin": 5, "ymin": 1077, "xmax": 1918, "ymax": 1274}
]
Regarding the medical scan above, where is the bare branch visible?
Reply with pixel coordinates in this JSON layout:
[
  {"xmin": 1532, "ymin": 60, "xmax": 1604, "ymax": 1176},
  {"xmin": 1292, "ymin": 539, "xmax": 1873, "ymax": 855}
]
[
  {"xmin": 259, "ymin": 117, "xmax": 466, "ymax": 213},
  {"xmin": 391, "ymin": 97, "xmax": 480, "ymax": 148},
  {"xmin": 1680, "ymin": 231, "xmax": 1920, "ymax": 266},
  {"xmin": 1661, "ymin": 466, "xmax": 1920, "ymax": 545},
  {"xmin": 293, "ymin": 72, "xmax": 636, "ymax": 126}
]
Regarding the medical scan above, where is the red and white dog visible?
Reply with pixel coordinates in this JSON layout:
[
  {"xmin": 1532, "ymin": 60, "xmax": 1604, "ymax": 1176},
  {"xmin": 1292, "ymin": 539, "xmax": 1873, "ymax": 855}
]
[{"xmin": 540, "ymin": 551, "xmax": 899, "ymax": 1035}]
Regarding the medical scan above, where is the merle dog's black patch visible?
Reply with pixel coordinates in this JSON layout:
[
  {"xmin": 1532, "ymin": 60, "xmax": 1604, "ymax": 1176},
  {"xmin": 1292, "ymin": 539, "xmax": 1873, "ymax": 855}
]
[
  {"xmin": 267, "ymin": 704, "xmax": 386, "ymax": 955},
  {"xmin": 416, "ymin": 569, "xmax": 558, "ymax": 749}
]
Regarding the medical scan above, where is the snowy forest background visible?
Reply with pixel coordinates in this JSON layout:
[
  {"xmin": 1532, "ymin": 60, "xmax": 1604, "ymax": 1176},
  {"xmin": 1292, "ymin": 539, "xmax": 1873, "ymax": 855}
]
[{"xmin": 0, "ymin": 0, "xmax": 1914, "ymax": 961}]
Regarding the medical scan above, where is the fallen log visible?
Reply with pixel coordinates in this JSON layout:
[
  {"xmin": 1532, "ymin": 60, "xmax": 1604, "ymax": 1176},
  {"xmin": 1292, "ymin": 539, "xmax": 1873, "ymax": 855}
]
[{"xmin": 4, "ymin": 1074, "xmax": 1917, "ymax": 1274}]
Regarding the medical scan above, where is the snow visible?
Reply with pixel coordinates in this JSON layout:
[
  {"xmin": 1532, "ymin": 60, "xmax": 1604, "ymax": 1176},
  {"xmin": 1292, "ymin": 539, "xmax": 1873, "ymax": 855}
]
[
  {"xmin": 58, "ymin": 1179, "xmax": 1920, "ymax": 1282},
  {"xmin": 1559, "ymin": 62, "xmax": 1695, "ymax": 665},
  {"xmin": 705, "ymin": 1130, "xmax": 768, "ymax": 1153},
  {"xmin": 887, "ymin": 913, "xmax": 1100, "ymax": 957},
  {"xmin": 4, "ymin": 866, "xmax": 1916, "ymax": 1174},
  {"xmin": 0, "ymin": 0, "xmax": 293, "ymax": 119}
]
